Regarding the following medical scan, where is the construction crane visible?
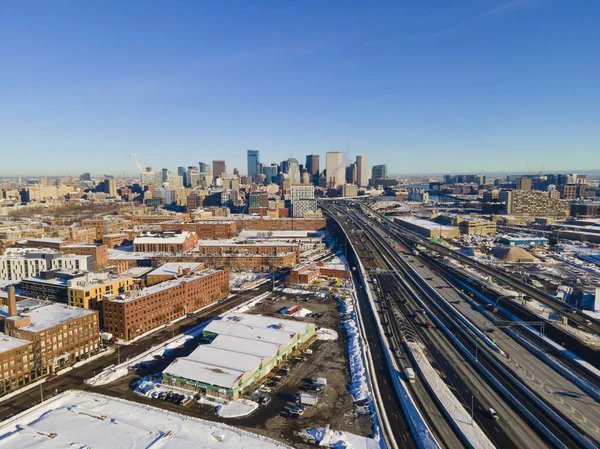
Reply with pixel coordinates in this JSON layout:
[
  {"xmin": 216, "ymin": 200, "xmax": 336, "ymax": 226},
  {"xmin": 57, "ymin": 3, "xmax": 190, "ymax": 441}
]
[
  {"xmin": 129, "ymin": 153, "xmax": 143, "ymax": 174},
  {"xmin": 539, "ymin": 162, "xmax": 546, "ymax": 177}
]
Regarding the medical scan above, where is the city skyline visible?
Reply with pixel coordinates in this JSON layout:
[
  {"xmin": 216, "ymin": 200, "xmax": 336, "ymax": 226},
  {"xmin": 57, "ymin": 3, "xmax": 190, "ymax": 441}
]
[{"xmin": 2, "ymin": 1, "xmax": 599, "ymax": 176}]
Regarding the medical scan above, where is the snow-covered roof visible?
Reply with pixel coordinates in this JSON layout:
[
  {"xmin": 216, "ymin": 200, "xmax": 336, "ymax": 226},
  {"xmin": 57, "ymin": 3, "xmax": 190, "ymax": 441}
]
[
  {"xmin": 210, "ymin": 334, "xmax": 282, "ymax": 359},
  {"xmin": 148, "ymin": 262, "xmax": 203, "ymax": 277},
  {"xmin": 164, "ymin": 357, "xmax": 244, "ymax": 389},
  {"xmin": 0, "ymin": 333, "xmax": 30, "ymax": 354},
  {"xmin": 134, "ymin": 231, "xmax": 193, "ymax": 244},
  {"xmin": 0, "ymin": 390, "xmax": 293, "ymax": 449},
  {"xmin": 395, "ymin": 216, "xmax": 458, "ymax": 231},
  {"xmin": 0, "ymin": 299, "xmax": 95, "ymax": 332},
  {"xmin": 27, "ymin": 238, "xmax": 65, "ymax": 244},
  {"xmin": 186, "ymin": 344, "xmax": 265, "ymax": 373}
]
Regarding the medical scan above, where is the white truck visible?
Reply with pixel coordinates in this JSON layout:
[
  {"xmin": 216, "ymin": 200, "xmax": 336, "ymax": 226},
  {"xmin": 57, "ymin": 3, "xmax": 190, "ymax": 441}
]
[
  {"xmin": 404, "ymin": 367, "xmax": 416, "ymax": 383},
  {"xmin": 101, "ymin": 332, "xmax": 113, "ymax": 342},
  {"xmin": 300, "ymin": 393, "xmax": 318, "ymax": 406},
  {"xmin": 315, "ymin": 377, "xmax": 327, "ymax": 385}
]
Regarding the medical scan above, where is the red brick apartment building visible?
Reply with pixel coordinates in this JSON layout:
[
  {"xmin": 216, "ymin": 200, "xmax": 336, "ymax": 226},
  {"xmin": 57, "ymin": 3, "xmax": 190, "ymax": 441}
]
[
  {"xmin": 1, "ymin": 287, "xmax": 99, "ymax": 383},
  {"xmin": 133, "ymin": 231, "xmax": 198, "ymax": 253},
  {"xmin": 103, "ymin": 268, "xmax": 229, "ymax": 340},
  {"xmin": 161, "ymin": 222, "xmax": 237, "ymax": 239}
]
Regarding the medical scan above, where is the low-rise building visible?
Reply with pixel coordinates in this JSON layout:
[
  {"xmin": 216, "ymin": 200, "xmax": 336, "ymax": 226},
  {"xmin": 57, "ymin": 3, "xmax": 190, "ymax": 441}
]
[
  {"xmin": 1, "ymin": 287, "xmax": 99, "ymax": 377},
  {"xmin": 394, "ymin": 216, "xmax": 460, "ymax": 239},
  {"xmin": 0, "ymin": 333, "xmax": 33, "ymax": 396},
  {"xmin": 163, "ymin": 313, "xmax": 316, "ymax": 400},
  {"xmin": 102, "ymin": 268, "xmax": 229, "ymax": 340},
  {"xmin": 133, "ymin": 231, "xmax": 198, "ymax": 253},
  {"xmin": 61, "ymin": 244, "xmax": 109, "ymax": 270},
  {"xmin": 19, "ymin": 269, "xmax": 86, "ymax": 303}
]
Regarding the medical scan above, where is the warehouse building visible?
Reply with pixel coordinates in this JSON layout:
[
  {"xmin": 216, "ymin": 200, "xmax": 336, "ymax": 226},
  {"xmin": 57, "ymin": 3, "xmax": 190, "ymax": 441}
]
[
  {"xmin": 163, "ymin": 313, "xmax": 316, "ymax": 400},
  {"xmin": 394, "ymin": 216, "xmax": 460, "ymax": 239}
]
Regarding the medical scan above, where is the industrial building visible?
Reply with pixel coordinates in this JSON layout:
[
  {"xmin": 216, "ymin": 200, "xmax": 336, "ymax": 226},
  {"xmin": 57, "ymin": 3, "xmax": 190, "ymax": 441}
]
[
  {"xmin": 394, "ymin": 217, "xmax": 460, "ymax": 239},
  {"xmin": 163, "ymin": 313, "xmax": 316, "ymax": 400}
]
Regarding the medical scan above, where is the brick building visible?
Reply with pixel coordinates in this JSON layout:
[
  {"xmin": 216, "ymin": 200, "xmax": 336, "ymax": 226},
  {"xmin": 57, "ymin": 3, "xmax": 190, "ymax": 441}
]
[
  {"xmin": 0, "ymin": 333, "xmax": 33, "ymax": 396},
  {"xmin": 102, "ymin": 268, "xmax": 229, "ymax": 340},
  {"xmin": 1, "ymin": 287, "xmax": 99, "ymax": 377},
  {"xmin": 61, "ymin": 244, "xmax": 109, "ymax": 269},
  {"xmin": 194, "ymin": 241, "xmax": 300, "ymax": 264},
  {"xmin": 153, "ymin": 253, "xmax": 298, "ymax": 271},
  {"xmin": 161, "ymin": 222, "xmax": 237, "ymax": 239},
  {"xmin": 133, "ymin": 231, "xmax": 198, "ymax": 253}
]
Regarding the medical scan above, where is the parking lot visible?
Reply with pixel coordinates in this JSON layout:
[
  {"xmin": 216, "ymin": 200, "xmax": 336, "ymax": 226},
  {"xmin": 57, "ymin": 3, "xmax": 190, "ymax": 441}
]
[{"xmin": 97, "ymin": 284, "xmax": 371, "ymax": 448}]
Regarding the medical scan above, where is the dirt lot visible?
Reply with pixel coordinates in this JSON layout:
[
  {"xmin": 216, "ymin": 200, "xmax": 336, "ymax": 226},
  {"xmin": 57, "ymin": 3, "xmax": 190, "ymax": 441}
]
[{"xmin": 97, "ymin": 286, "xmax": 372, "ymax": 448}]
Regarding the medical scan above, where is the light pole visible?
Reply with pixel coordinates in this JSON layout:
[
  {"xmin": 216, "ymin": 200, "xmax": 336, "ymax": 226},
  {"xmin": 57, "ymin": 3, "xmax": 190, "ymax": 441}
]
[
  {"xmin": 117, "ymin": 345, "xmax": 121, "ymax": 365},
  {"xmin": 40, "ymin": 383, "xmax": 44, "ymax": 403},
  {"xmin": 471, "ymin": 395, "xmax": 474, "ymax": 426}
]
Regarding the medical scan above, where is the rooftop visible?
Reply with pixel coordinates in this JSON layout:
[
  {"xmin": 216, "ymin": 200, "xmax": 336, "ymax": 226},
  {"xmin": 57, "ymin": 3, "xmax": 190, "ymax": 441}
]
[
  {"xmin": 395, "ymin": 216, "xmax": 459, "ymax": 231},
  {"xmin": 0, "ymin": 333, "xmax": 30, "ymax": 353},
  {"xmin": 148, "ymin": 262, "xmax": 203, "ymax": 277},
  {"xmin": 0, "ymin": 299, "xmax": 95, "ymax": 332},
  {"xmin": 134, "ymin": 231, "xmax": 193, "ymax": 245}
]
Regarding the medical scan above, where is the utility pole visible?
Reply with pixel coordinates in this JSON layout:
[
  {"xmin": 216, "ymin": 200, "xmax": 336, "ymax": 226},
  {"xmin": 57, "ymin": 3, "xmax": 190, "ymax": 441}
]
[
  {"xmin": 40, "ymin": 383, "xmax": 44, "ymax": 403},
  {"xmin": 471, "ymin": 396, "xmax": 474, "ymax": 426},
  {"xmin": 117, "ymin": 345, "xmax": 120, "ymax": 365}
]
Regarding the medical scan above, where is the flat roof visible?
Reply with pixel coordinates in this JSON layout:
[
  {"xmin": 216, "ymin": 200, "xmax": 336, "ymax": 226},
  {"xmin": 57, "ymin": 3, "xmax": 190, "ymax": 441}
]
[
  {"xmin": 395, "ymin": 216, "xmax": 459, "ymax": 231},
  {"xmin": 0, "ymin": 299, "xmax": 95, "ymax": 332},
  {"xmin": 27, "ymin": 238, "xmax": 65, "ymax": 244},
  {"xmin": 107, "ymin": 269, "xmax": 221, "ymax": 303},
  {"xmin": 163, "ymin": 357, "xmax": 243, "ymax": 389},
  {"xmin": 209, "ymin": 334, "xmax": 282, "ymax": 359},
  {"xmin": 148, "ymin": 262, "xmax": 203, "ymax": 277},
  {"xmin": 0, "ymin": 390, "xmax": 291, "ymax": 449},
  {"xmin": 186, "ymin": 344, "xmax": 265, "ymax": 374},
  {"xmin": 134, "ymin": 231, "xmax": 193, "ymax": 244},
  {"xmin": 0, "ymin": 333, "xmax": 30, "ymax": 354}
]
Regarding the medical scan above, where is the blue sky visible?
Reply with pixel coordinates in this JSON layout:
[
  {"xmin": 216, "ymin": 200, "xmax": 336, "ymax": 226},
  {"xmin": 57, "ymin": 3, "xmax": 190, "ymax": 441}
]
[{"xmin": 1, "ymin": 0, "xmax": 598, "ymax": 176}]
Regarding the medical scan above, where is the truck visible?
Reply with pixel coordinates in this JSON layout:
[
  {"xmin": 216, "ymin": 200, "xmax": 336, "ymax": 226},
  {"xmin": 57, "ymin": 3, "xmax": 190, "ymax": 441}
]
[
  {"xmin": 404, "ymin": 367, "xmax": 416, "ymax": 383},
  {"xmin": 300, "ymin": 393, "xmax": 318, "ymax": 406},
  {"xmin": 315, "ymin": 377, "xmax": 327, "ymax": 385},
  {"xmin": 101, "ymin": 332, "xmax": 113, "ymax": 342}
]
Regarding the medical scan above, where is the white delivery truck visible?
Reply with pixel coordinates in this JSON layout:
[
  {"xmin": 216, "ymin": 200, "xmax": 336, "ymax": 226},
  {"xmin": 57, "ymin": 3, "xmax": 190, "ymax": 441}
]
[
  {"xmin": 101, "ymin": 332, "xmax": 113, "ymax": 342},
  {"xmin": 404, "ymin": 367, "xmax": 416, "ymax": 383}
]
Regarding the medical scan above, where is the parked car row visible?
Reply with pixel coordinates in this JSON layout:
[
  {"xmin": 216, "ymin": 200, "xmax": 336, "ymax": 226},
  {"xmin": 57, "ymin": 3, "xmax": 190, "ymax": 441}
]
[{"xmin": 150, "ymin": 390, "xmax": 193, "ymax": 406}]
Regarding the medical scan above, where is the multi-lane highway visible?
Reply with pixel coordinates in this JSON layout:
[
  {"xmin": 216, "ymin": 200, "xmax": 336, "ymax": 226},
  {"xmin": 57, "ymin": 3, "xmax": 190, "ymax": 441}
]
[
  {"xmin": 324, "ymin": 201, "xmax": 600, "ymax": 449},
  {"xmin": 326, "ymin": 205, "xmax": 550, "ymax": 449}
]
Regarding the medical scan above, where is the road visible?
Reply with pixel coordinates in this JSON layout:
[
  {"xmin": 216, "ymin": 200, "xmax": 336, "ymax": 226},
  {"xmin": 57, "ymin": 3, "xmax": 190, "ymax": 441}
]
[
  {"xmin": 0, "ymin": 285, "xmax": 270, "ymax": 421},
  {"xmin": 325, "ymin": 202, "xmax": 593, "ymax": 449}
]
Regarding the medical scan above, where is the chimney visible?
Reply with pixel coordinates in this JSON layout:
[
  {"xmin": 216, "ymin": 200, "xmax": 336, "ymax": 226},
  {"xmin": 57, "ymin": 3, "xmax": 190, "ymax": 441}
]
[
  {"xmin": 7, "ymin": 286, "xmax": 17, "ymax": 317},
  {"xmin": 177, "ymin": 266, "xmax": 183, "ymax": 276}
]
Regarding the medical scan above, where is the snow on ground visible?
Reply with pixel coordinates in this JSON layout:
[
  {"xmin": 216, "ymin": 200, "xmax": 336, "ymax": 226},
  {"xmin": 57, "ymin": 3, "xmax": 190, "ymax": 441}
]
[
  {"xmin": 299, "ymin": 426, "xmax": 380, "ymax": 449},
  {"xmin": 316, "ymin": 327, "xmax": 339, "ymax": 341},
  {"xmin": 406, "ymin": 341, "xmax": 494, "ymax": 449},
  {"xmin": 0, "ymin": 390, "xmax": 293, "ymax": 449},
  {"xmin": 86, "ymin": 292, "xmax": 271, "ymax": 387},
  {"xmin": 230, "ymin": 271, "xmax": 262, "ymax": 288},
  {"xmin": 341, "ymin": 302, "xmax": 369, "ymax": 402},
  {"xmin": 279, "ymin": 286, "xmax": 313, "ymax": 295},
  {"xmin": 279, "ymin": 306, "xmax": 313, "ymax": 317},
  {"xmin": 216, "ymin": 398, "xmax": 259, "ymax": 418}
]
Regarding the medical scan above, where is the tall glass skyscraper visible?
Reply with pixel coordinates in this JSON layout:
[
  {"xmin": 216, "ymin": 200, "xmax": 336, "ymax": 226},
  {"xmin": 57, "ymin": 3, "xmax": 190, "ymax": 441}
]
[{"xmin": 247, "ymin": 149, "xmax": 260, "ymax": 182}]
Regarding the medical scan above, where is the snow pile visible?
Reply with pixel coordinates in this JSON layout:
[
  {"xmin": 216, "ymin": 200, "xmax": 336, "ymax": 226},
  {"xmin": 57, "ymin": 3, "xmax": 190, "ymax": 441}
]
[
  {"xmin": 299, "ymin": 426, "xmax": 381, "ymax": 449},
  {"xmin": 85, "ymin": 365, "xmax": 128, "ymax": 387},
  {"xmin": 230, "ymin": 271, "xmax": 262, "ymax": 288},
  {"xmin": 0, "ymin": 390, "xmax": 293, "ymax": 449},
  {"xmin": 216, "ymin": 398, "xmax": 259, "ymax": 418},
  {"xmin": 279, "ymin": 286, "xmax": 312, "ymax": 295},
  {"xmin": 317, "ymin": 327, "xmax": 339, "ymax": 341},
  {"xmin": 343, "ymin": 317, "xmax": 369, "ymax": 402}
]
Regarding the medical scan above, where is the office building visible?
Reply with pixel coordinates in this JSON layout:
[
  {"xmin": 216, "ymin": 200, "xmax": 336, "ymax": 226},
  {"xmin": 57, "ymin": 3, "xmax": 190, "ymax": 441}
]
[
  {"xmin": 162, "ymin": 168, "xmax": 169, "ymax": 182},
  {"xmin": 306, "ymin": 155, "xmax": 319, "ymax": 176},
  {"xmin": 326, "ymin": 152, "xmax": 345, "ymax": 187},
  {"xmin": 290, "ymin": 184, "xmax": 315, "ymax": 201},
  {"xmin": 212, "ymin": 160, "xmax": 226, "ymax": 179},
  {"xmin": 261, "ymin": 164, "xmax": 277, "ymax": 184},
  {"xmin": 356, "ymin": 154, "xmax": 368, "ymax": 187},
  {"xmin": 372, "ymin": 164, "xmax": 387, "ymax": 181},
  {"xmin": 341, "ymin": 184, "xmax": 358, "ymax": 198},
  {"xmin": 346, "ymin": 163, "xmax": 357, "ymax": 185},
  {"xmin": 287, "ymin": 158, "xmax": 301, "ymax": 185},
  {"xmin": 247, "ymin": 150, "xmax": 260, "ymax": 183},
  {"xmin": 516, "ymin": 177, "xmax": 532, "ymax": 191}
]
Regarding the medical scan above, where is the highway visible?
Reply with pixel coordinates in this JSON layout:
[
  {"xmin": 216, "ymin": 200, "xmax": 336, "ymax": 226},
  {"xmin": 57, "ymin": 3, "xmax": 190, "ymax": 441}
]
[
  {"xmin": 325, "ymin": 202, "xmax": 597, "ymax": 449},
  {"xmin": 364, "ymin": 203, "xmax": 600, "ymax": 336},
  {"xmin": 327, "ymin": 206, "xmax": 549, "ymax": 449}
]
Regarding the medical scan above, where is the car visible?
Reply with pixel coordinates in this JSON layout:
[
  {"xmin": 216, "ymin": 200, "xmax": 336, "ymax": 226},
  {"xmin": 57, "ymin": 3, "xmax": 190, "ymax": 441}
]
[
  {"xmin": 485, "ymin": 328, "xmax": 495, "ymax": 333},
  {"xmin": 267, "ymin": 381, "xmax": 278, "ymax": 387},
  {"xmin": 425, "ymin": 322, "xmax": 433, "ymax": 328},
  {"xmin": 158, "ymin": 392, "xmax": 168, "ymax": 400},
  {"xmin": 45, "ymin": 374, "xmax": 58, "ymax": 382},
  {"xmin": 259, "ymin": 396, "xmax": 271, "ymax": 406},
  {"xmin": 417, "ymin": 309, "xmax": 426, "ymax": 314},
  {"xmin": 488, "ymin": 408, "xmax": 499, "ymax": 420},
  {"xmin": 259, "ymin": 386, "xmax": 272, "ymax": 393},
  {"xmin": 165, "ymin": 392, "xmax": 176, "ymax": 402}
]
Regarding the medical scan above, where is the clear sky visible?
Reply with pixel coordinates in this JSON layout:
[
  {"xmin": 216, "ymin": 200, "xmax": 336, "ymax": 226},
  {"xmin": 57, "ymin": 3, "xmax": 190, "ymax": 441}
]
[{"xmin": 1, "ymin": 0, "xmax": 599, "ymax": 177}]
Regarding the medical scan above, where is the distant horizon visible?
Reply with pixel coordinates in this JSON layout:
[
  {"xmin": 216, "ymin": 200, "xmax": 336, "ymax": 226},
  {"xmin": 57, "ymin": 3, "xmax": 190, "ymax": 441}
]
[{"xmin": 2, "ymin": 168, "xmax": 599, "ymax": 180}]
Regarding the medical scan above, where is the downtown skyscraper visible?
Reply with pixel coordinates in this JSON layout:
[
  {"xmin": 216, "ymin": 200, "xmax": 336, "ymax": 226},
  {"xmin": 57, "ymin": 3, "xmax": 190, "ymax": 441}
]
[{"xmin": 247, "ymin": 149, "xmax": 260, "ymax": 183}]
